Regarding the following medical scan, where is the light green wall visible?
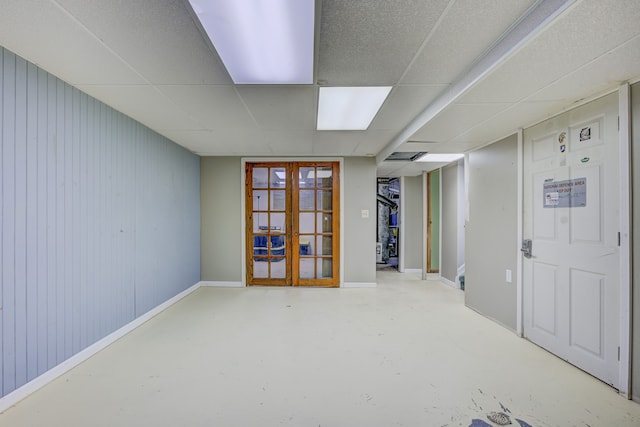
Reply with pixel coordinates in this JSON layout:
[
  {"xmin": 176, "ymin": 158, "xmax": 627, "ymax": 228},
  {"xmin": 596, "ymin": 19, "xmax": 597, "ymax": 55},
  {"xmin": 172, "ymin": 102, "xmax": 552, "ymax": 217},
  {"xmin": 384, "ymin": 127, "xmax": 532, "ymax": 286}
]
[
  {"xmin": 403, "ymin": 175, "xmax": 424, "ymax": 270},
  {"xmin": 200, "ymin": 156, "xmax": 377, "ymax": 285},
  {"xmin": 465, "ymin": 135, "xmax": 518, "ymax": 330},
  {"xmin": 429, "ymin": 170, "xmax": 440, "ymax": 271}
]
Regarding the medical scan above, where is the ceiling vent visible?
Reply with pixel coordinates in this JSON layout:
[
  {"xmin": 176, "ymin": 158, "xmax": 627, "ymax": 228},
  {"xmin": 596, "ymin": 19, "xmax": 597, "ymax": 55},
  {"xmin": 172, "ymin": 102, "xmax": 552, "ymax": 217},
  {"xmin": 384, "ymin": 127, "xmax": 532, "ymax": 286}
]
[{"xmin": 385, "ymin": 152, "xmax": 426, "ymax": 161}]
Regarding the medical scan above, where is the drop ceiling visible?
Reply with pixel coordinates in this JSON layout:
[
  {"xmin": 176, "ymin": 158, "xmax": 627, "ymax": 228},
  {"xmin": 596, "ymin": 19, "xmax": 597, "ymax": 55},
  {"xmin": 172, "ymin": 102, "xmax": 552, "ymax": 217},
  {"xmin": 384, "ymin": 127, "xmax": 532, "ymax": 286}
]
[{"xmin": 1, "ymin": 0, "xmax": 639, "ymax": 177}]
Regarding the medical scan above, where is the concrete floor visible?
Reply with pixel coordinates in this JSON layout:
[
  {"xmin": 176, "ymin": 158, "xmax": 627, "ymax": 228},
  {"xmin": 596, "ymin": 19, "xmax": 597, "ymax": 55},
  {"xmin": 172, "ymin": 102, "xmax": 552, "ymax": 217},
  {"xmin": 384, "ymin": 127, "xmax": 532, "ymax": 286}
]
[{"xmin": 1, "ymin": 271, "xmax": 639, "ymax": 426}]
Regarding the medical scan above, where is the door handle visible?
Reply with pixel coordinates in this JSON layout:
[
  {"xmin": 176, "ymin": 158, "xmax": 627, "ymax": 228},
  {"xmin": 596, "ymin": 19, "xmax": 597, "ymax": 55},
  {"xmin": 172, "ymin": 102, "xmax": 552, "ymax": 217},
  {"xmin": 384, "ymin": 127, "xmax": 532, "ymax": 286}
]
[{"xmin": 521, "ymin": 239, "xmax": 532, "ymax": 258}]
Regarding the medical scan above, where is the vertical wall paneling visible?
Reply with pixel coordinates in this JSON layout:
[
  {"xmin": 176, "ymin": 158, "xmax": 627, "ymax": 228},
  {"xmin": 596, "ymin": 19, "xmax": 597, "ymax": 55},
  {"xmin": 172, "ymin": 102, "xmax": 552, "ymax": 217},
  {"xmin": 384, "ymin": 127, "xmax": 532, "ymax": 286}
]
[
  {"xmin": 46, "ymin": 71, "xmax": 57, "ymax": 371},
  {"xmin": 0, "ymin": 46, "xmax": 200, "ymax": 399},
  {"xmin": 2, "ymin": 48, "xmax": 17, "ymax": 395},
  {"xmin": 25, "ymin": 61, "xmax": 39, "ymax": 382},
  {"xmin": 35, "ymin": 66, "xmax": 48, "ymax": 376},
  {"xmin": 14, "ymin": 52, "xmax": 28, "ymax": 390}
]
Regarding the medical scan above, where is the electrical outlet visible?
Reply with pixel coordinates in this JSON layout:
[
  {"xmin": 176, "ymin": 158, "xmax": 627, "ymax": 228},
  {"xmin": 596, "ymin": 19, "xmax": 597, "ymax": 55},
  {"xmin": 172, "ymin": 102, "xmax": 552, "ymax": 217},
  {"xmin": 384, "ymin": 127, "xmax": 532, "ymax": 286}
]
[{"xmin": 361, "ymin": 209, "xmax": 369, "ymax": 218}]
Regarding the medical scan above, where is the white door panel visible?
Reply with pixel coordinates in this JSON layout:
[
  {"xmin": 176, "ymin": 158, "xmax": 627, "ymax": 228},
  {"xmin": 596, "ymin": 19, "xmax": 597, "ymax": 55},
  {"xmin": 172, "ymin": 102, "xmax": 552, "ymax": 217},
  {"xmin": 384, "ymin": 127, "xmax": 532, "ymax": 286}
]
[{"xmin": 523, "ymin": 93, "xmax": 619, "ymax": 386}]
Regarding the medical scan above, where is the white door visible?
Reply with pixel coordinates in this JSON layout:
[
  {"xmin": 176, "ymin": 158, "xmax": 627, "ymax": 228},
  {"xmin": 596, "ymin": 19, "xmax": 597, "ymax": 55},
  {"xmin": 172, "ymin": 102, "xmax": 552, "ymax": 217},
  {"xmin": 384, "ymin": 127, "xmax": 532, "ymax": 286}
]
[{"xmin": 523, "ymin": 93, "xmax": 619, "ymax": 386}]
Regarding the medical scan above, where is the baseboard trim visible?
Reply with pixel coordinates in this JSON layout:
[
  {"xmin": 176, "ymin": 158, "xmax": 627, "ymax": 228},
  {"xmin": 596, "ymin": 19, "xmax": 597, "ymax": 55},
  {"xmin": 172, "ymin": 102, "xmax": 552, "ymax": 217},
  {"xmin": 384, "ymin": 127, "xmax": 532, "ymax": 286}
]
[
  {"xmin": 343, "ymin": 282, "xmax": 377, "ymax": 288},
  {"xmin": 199, "ymin": 281, "xmax": 243, "ymax": 287},
  {"xmin": 403, "ymin": 268, "xmax": 422, "ymax": 274},
  {"xmin": 0, "ymin": 281, "xmax": 201, "ymax": 414},
  {"xmin": 440, "ymin": 276, "xmax": 461, "ymax": 290}
]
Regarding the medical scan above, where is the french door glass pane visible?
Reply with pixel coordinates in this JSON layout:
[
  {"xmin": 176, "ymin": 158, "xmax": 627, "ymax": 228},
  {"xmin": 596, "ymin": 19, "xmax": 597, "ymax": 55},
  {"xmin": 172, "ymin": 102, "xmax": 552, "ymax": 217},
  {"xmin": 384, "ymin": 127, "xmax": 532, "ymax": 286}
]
[
  {"xmin": 253, "ymin": 213, "xmax": 268, "ymax": 232},
  {"xmin": 318, "ymin": 258, "xmax": 332, "ymax": 278},
  {"xmin": 253, "ymin": 259, "xmax": 268, "ymax": 278},
  {"xmin": 316, "ymin": 166, "xmax": 332, "ymax": 187},
  {"xmin": 299, "ymin": 213, "xmax": 315, "ymax": 234},
  {"xmin": 271, "ymin": 190, "xmax": 286, "ymax": 211},
  {"xmin": 300, "ymin": 190, "xmax": 314, "ymax": 210},
  {"xmin": 269, "ymin": 213, "xmax": 285, "ymax": 231},
  {"xmin": 317, "ymin": 190, "xmax": 332, "ymax": 210},
  {"xmin": 271, "ymin": 167, "xmax": 286, "ymax": 188},
  {"xmin": 300, "ymin": 258, "xmax": 314, "ymax": 278},
  {"xmin": 300, "ymin": 236, "xmax": 314, "ymax": 255},
  {"xmin": 318, "ymin": 213, "xmax": 332, "ymax": 232},
  {"xmin": 271, "ymin": 258, "xmax": 286, "ymax": 278},
  {"xmin": 253, "ymin": 190, "xmax": 268, "ymax": 209},
  {"xmin": 299, "ymin": 167, "xmax": 314, "ymax": 187},
  {"xmin": 253, "ymin": 168, "xmax": 268, "ymax": 188},
  {"xmin": 317, "ymin": 236, "xmax": 332, "ymax": 255}
]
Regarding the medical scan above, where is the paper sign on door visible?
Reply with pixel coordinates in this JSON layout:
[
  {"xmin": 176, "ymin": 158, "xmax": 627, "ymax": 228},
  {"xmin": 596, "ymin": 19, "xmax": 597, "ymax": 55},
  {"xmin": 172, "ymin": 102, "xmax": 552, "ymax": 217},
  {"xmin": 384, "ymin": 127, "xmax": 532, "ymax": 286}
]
[{"xmin": 543, "ymin": 177, "xmax": 586, "ymax": 208}]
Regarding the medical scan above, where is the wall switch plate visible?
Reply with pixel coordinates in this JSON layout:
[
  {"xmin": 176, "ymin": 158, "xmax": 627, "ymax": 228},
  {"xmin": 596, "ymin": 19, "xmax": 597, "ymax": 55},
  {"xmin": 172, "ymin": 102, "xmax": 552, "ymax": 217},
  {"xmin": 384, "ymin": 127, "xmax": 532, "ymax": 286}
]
[
  {"xmin": 361, "ymin": 209, "xmax": 369, "ymax": 218},
  {"xmin": 506, "ymin": 269, "xmax": 512, "ymax": 283}
]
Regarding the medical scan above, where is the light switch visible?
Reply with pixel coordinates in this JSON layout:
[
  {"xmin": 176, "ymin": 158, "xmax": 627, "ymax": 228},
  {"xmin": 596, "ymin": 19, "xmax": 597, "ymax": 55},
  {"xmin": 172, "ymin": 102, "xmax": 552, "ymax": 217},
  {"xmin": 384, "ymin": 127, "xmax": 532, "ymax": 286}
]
[
  {"xmin": 506, "ymin": 269, "xmax": 512, "ymax": 283},
  {"xmin": 361, "ymin": 209, "xmax": 369, "ymax": 218}
]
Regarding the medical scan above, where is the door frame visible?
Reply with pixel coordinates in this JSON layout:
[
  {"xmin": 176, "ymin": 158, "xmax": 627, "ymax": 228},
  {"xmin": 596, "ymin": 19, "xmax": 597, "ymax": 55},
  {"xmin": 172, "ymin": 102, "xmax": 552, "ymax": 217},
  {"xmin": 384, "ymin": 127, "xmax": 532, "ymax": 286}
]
[
  {"xmin": 241, "ymin": 157, "xmax": 344, "ymax": 288},
  {"xmin": 516, "ymin": 86, "xmax": 632, "ymax": 396}
]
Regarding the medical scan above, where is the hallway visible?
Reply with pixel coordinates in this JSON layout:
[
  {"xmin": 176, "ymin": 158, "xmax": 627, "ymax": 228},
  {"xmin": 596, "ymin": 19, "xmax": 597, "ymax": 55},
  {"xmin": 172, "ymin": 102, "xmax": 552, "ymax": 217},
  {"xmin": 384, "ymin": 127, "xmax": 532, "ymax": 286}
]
[{"xmin": 1, "ymin": 272, "xmax": 638, "ymax": 427}]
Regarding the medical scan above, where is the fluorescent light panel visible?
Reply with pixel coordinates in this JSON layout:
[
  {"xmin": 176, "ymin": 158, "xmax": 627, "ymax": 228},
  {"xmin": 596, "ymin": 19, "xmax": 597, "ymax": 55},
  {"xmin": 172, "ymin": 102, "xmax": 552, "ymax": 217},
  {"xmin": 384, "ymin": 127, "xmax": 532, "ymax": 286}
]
[
  {"xmin": 416, "ymin": 153, "xmax": 464, "ymax": 163},
  {"xmin": 189, "ymin": 0, "xmax": 315, "ymax": 84},
  {"xmin": 317, "ymin": 87, "xmax": 392, "ymax": 130}
]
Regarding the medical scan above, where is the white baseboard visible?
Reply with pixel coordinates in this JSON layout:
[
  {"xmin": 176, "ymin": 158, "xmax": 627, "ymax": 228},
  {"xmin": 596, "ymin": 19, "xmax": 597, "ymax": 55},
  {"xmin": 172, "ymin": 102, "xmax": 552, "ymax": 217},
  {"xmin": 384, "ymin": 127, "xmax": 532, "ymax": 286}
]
[
  {"xmin": 440, "ymin": 276, "xmax": 461, "ymax": 290},
  {"xmin": 343, "ymin": 282, "xmax": 377, "ymax": 288},
  {"xmin": 199, "ymin": 281, "xmax": 243, "ymax": 287},
  {"xmin": 0, "ymin": 281, "xmax": 201, "ymax": 414},
  {"xmin": 403, "ymin": 268, "xmax": 422, "ymax": 274}
]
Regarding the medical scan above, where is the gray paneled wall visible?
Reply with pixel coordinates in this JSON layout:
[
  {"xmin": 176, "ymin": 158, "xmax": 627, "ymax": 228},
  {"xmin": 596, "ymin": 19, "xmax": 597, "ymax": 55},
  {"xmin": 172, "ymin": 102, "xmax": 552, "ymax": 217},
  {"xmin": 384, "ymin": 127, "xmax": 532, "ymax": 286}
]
[
  {"xmin": 440, "ymin": 163, "xmax": 460, "ymax": 283},
  {"xmin": 0, "ymin": 47, "xmax": 200, "ymax": 398},
  {"xmin": 465, "ymin": 135, "xmax": 518, "ymax": 330}
]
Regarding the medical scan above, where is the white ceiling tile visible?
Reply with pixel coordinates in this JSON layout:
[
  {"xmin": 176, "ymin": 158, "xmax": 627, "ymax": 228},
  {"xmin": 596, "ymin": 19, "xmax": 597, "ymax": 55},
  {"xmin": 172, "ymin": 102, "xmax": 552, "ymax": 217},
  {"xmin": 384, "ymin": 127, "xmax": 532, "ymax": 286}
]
[
  {"xmin": 55, "ymin": 0, "xmax": 231, "ymax": 85},
  {"xmin": 76, "ymin": 85, "xmax": 202, "ymax": 131},
  {"xmin": 313, "ymin": 130, "xmax": 396, "ymax": 156},
  {"xmin": 237, "ymin": 86, "xmax": 316, "ymax": 130},
  {"xmin": 159, "ymin": 130, "xmax": 233, "ymax": 155},
  {"xmin": 265, "ymin": 131, "xmax": 314, "ymax": 155},
  {"xmin": 450, "ymin": 100, "xmax": 565, "ymax": 147},
  {"xmin": 352, "ymin": 131, "xmax": 399, "ymax": 156},
  {"xmin": 402, "ymin": 0, "xmax": 537, "ymax": 84},
  {"xmin": 317, "ymin": 0, "xmax": 450, "ymax": 85},
  {"xmin": 527, "ymin": 35, "xmax": 640, "ymax": 103},
  {"xmin": 460, "ymin": 0, "xmax": 640, "ymax": 104},
  {"xmin": 158, "ymin": 85, "xmax": 256, "ymax": 129},
  {"xmin": 312, "ymin": 132, "xmax": 361, "ymax": 155},
  {"xmin": 411, "ymin": 103, "xmax": 510, "ymax": 142},
  {"xmin": 371, "ymin": 85, "xmax": 447, "ymax": 130},
  {"xmin": 0, "ymin": 0, "xmax": 145, "ymax": 85},
  {"xmin": 199, "ymin": 128, "xmax": 271, "ymax": 156}
]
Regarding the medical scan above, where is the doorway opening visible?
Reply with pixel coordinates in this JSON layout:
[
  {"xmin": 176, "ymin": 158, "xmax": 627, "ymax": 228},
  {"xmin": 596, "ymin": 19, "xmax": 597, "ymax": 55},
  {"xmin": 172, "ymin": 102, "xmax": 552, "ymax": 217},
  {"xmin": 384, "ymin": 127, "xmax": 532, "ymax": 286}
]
[{"xmin": 376, "ymin": 177, "xmax": 399, "ymax": 271}]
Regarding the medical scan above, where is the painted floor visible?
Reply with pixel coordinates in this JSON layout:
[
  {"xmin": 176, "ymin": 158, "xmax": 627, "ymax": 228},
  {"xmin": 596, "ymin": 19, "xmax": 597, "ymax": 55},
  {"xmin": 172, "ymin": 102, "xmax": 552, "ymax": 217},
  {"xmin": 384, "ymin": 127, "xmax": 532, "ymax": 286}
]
[{"xmin": 1, "ymin": 271, "xmax": 639, "ymax": 427}]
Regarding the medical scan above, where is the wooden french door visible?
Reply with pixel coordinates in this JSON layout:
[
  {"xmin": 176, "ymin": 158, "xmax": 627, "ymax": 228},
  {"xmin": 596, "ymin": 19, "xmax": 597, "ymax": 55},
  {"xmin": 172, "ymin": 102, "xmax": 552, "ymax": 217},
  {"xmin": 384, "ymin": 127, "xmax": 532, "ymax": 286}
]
[{"xmin": 246, "ymin": 162, "xmax": 340, "ymax": 287}]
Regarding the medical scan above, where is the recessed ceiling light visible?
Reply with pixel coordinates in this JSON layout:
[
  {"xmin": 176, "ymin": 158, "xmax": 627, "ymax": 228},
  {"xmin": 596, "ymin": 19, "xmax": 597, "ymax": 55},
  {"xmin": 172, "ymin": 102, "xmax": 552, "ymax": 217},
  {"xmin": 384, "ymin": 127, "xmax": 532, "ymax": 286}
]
[
  {"xmin": 188, "ymin": 0, "xmax": 315, "ymax": 84},
  {"xmin": 416, "ymin": 153, "xmax": 464, "ymax": 163},
  {"xmin": 317, "ymin": 87, "xmax": 392, "ymax": 130}
]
